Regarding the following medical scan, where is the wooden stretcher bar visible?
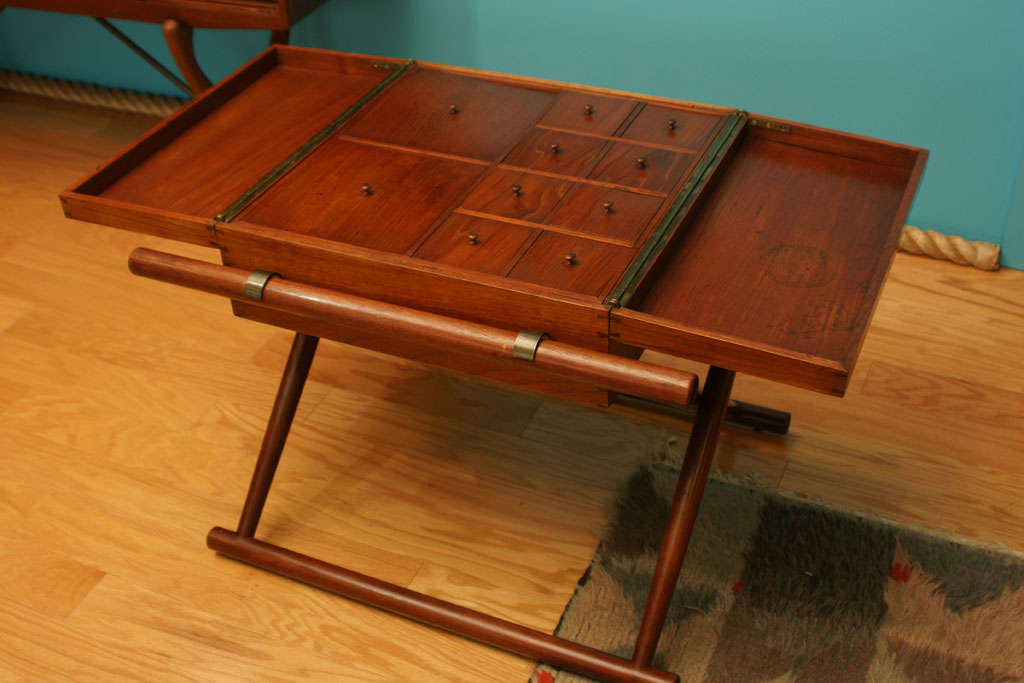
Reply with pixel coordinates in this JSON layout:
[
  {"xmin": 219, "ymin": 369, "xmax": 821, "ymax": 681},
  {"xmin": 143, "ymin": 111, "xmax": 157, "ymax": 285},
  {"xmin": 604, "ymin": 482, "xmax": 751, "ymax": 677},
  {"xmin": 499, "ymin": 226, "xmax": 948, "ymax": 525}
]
[
  {"xmin": 126, "ymin": 248, "xmax": 733, "ymax": 683},
  {"xmin": 128, "ymin": 248, "xmax": 698, "ymax": 406}
]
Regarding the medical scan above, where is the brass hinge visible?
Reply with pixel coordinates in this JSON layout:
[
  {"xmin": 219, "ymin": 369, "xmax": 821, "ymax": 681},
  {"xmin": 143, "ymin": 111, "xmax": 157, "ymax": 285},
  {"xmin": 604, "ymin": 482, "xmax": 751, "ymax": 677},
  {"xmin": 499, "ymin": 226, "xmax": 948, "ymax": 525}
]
[{"xmin": 749, "ymin": 118, "xmax": 792, "ymax": 133}]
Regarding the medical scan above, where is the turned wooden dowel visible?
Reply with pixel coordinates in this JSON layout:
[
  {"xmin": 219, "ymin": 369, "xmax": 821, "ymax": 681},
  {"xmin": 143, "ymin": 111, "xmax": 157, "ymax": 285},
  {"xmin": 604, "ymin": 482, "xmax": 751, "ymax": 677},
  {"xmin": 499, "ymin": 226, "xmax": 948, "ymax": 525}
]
[
  {"xmin": 207, "ymin": 529, "xmax": 678, "ymax": 683},
  {"xmin": 128, "ymin": 248, "xmax": 699, "ymax": 406}
]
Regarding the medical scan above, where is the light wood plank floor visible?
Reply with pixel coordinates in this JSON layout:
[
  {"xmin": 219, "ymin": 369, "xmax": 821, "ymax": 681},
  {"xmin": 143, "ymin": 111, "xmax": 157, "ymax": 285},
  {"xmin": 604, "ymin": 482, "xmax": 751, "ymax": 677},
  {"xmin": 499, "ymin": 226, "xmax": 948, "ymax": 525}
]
[{"xmin": 1, "ymin": 90, "xmax": 1021, "ymax": 681}]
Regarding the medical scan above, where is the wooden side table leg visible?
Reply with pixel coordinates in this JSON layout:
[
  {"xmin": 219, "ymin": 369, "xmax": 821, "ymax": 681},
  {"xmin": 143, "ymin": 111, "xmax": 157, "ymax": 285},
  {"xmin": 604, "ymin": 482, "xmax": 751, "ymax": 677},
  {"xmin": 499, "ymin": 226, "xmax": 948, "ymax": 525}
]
[
  {"xmin": 270, "ymin": 29, "xmax": 290, "ymax": 45},
  {"xmin": 631, "ymin": 365, "xmax": 735, "ymax": 666},
  {"xmin": 162, "ymin": 19, "xmax": 213, "ymax": 96},
  {"xmin": 236, "ymin": 332, "xmax": 319, "ymax": 538}
]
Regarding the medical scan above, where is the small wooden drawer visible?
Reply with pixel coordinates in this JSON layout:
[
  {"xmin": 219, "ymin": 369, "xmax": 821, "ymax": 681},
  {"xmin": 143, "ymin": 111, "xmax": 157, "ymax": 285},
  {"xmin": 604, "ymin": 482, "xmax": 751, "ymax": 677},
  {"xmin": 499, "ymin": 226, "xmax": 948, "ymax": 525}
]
[
  {"xmin": 547, "ymin": 185, "xmax": 663, "ymax": 245},
  {"xmin": 503, "ymin": 128, "xmax": 608, "ymax": 177},
  {"xmin": 621, "ymin": 105, "xmax": 723, "ymax": 151},
  {"xmin": 537, "ymin": 92, "xmax": 637, "ymax": 136},
  {"xmin": 414, "ymin": 214, "xmax": 538, "ymax": 275},
  {"xmin": 459, "ymin": 169, "xmax": 573, "ymax": 223},
  {"xmin": 342, "ymin": 68, "xmax": 557, "ymax": 161},
  {"xmin": 588, "ymin": 141, "xmax": 696, "ymax": 194},
  {"xmin": 508, "ymin": 233, "xmax": 635, "ymax": 297},
  {"xmin": 239, "ymin": 140, "xmax": 484, "ymax": 253}
]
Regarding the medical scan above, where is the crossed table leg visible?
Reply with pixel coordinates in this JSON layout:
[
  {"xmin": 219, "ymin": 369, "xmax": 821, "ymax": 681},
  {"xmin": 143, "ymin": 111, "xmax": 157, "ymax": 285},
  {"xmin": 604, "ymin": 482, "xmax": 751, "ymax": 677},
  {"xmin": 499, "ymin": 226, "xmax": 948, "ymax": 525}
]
[{"xmin": 207, "ymin": 332, "xmax": 736, "ymax": 683}]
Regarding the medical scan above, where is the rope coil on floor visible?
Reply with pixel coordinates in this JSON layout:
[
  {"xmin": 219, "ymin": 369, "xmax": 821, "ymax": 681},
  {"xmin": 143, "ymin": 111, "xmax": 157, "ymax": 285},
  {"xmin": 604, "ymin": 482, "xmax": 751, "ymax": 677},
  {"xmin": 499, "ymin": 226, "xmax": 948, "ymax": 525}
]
[
  {"xmin": 0, "ymin": 69, "xmax": 185, "ymax": 117},
  {"xmin": 0, "ymin": 70, "xmax": 1002, "ymax": 271},
  {"xmin": 898, "ymin": 225, "xmax": 1000, "ymax": 271}
]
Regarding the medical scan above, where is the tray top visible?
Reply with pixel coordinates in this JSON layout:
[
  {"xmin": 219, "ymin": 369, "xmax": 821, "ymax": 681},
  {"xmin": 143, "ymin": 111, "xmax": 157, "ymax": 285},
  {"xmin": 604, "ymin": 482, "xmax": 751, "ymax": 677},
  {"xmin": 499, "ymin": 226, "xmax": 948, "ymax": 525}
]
[{"xmin": 61, "ymin": 46, "xmax": 927, "ymax": 395}]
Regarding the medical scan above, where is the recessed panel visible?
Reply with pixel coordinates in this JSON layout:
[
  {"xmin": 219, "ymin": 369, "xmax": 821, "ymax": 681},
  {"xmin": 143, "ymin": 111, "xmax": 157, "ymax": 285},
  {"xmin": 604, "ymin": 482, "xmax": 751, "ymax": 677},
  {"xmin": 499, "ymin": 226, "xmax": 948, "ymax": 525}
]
[
  {"xmin": 537, "ymin": 92, "xmax": 637, "ymax": 136},
  {"xmin": 459, "ymin": 169, "xmax": 572, "ymax": 223},
  {"xmin": 342, "ymin": 68, "xmax": 557, "ymax": 161},
  {"xmin": 503, "ymin": 129, "xmax": 608, "ymax": 177},
  {"xmin": 238, "ymin": 139, "xmax": 484, "ymax": 253},
  {"xmin": 622, "ymin": 105, "xmax": 723, "ymax": 151},
  {"xmin": 414, "ymin": 214, "xmax": 538, "ymax": 275},
  {"xmin": 548, "ymin": 185, "xmax": 663, "ymax": 245},
  {"xmin": 509, "ymin": 233, "xmax": 635, "ymax": 297},
  {"xmin": 588, "ymin": 141, "xmax": 696, "ymax": 194}
]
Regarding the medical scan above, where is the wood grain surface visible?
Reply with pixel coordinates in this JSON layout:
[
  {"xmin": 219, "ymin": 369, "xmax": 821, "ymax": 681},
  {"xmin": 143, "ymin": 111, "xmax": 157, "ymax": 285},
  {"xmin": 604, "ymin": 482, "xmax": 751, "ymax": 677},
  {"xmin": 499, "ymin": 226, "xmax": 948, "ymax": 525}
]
[
  {"xmin": 3, "ymin": 92, "xmax": 1017, "ymax": 680},
  {"xmin": 60, "ymin": 47, "xmax": 925, "ymax": 398}
]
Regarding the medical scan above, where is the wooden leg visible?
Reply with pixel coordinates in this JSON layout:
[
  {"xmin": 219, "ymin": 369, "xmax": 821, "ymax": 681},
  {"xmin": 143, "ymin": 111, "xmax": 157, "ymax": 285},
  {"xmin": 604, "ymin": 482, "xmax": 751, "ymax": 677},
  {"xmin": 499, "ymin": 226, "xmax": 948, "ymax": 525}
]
[
  {"xmin": 162, "ymin": 19, "xmax": 212, "ymax": 96},
  {"xmin": 236, "ymin": 332, "xmax": 319, "ymax": 538},
  {"xmin": 209, "ymin": 342, "xmax": 737, "ymax": 681},
  {"xmin": 270, "ymin": 29, "xmax": 290, "ymax": 45},
  {"xmin": 631, "ymin": 366, "xmax": 735, "ymax": 666}
]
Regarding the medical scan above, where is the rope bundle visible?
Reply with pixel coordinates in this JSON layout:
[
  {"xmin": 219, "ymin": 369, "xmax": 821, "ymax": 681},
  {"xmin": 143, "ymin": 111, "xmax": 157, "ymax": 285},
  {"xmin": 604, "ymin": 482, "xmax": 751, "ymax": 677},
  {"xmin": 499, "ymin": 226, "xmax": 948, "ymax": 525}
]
[
  {"xmin": 899, "ymin": 225, "xmax": 1000, "ymax": 271},
  {"xmin": 0, "ymin": 69, "xmax": 184, "ymax": 117}
]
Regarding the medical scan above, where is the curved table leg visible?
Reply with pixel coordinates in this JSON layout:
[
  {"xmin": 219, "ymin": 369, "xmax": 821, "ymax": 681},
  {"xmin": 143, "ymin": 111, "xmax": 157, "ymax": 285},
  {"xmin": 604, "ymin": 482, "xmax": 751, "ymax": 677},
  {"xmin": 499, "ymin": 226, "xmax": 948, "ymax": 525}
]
[{"xmin": 162, "ymin": 19, "xmax": 212, "ymax": 96}]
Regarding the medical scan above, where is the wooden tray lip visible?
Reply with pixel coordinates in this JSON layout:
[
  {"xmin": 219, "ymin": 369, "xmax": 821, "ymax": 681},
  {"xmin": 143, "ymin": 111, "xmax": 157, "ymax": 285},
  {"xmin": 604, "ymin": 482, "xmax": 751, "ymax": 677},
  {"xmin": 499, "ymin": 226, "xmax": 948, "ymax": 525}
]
[
  {"xmin": 744, "ymin": 112, "xmax": 928, "ymax": 169},
  {"xmin": 60, "ymin": 46, "xmax": 280, "ymax": 207},
  {"xmin": 59, "ymin": 46, "xmax": 409, "ymax": 206},
  {"xmin": 612, "ymin": 306, "xmax": 850, "ymax": 396},
  {"xmin": 612, "ymin": 121, "xmax": 930, "ymax": 396}
]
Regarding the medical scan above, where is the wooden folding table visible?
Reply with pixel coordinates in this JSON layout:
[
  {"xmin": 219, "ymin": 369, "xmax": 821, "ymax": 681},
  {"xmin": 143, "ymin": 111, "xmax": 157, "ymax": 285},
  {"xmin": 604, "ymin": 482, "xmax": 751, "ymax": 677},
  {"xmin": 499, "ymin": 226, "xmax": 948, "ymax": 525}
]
[{"xmin": 60, "ymin": 46, "xmax": 927, "ymax": 683}]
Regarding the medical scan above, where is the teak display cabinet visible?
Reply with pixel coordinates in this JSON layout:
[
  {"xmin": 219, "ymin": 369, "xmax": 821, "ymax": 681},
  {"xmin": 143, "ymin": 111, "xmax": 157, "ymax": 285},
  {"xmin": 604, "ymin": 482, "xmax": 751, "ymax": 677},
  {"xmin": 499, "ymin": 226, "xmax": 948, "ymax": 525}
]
[{"xmin": 60, "ymin": 45, "xmax": 927, "ymax": 682}]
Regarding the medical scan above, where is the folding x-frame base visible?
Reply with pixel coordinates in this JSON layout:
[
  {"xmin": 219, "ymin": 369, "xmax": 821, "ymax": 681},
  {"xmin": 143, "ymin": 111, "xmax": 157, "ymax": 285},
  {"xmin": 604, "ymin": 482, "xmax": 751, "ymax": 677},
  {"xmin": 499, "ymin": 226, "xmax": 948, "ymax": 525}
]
[{"xmin": 209, "ymin": 332, "xmax": 741, "ymax": 683}]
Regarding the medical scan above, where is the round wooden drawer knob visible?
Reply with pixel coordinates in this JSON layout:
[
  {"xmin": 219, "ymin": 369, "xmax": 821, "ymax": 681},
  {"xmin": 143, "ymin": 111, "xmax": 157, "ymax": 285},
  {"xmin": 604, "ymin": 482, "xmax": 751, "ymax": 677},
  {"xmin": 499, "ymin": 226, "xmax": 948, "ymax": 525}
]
[
  {"xmin": 449, "ymin": 104, "xmax": 460, "ymax": 115},
  {"xmin": 603, "ymin": 200, "xmax": 615, "ymax": 213},
  {"xmin": 360, "ymin": 183, "xmax": 373, "ymax": 196},
  {"xmin": 467, "ymin": 232, "xmax": 480, "ymax": 245},
  {"xmin": 667, "ymin": 118, "xmax": 678, "ymax": 130},
  {"xmin": 583, "ymin": 104, "xmax": 595, "ymax": 116},
  {"xmin": 511, "ymin": 183, "xmax": 523, "ymax": 196},
  {"xmin": 550, "ymin": 142, "xmax": 561, "ymax": 154},
  {"xmin": 635, "ymin": 157, "xmax": 647, "ymax": 169},
  {"xmin": 563, "ymin": 252, "xmax": 577, "ymax": 266}
]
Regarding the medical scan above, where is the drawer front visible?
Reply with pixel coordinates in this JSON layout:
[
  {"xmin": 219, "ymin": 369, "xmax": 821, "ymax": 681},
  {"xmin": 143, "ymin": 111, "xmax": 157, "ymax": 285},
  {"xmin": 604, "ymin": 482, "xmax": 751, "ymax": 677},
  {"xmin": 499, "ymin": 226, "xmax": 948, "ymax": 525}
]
[
  {"xmin": 508, "ymin": 233, "xmax": 635, "ymax": 297},
  {"xmin": 414, "ymin": 214, "xmax": 538, "ymax": 275},
  {"xmin": 342, "ymin": 68, "xmax": 557, "ymax": 161},
  {"xmin": 238, "ymin": 139, "xmax": 484, "ymax": 253},
  {"xmin": 621, "ymin": 105, "xmax": 723, "ymax": 151},
  {"xmin": 503, "ymin": 128, "xmax": 608, "ymax": 177},
  {"xmin": 548, "ymin": 185, "xmax": 663, "ymax": 245},
  {"xmin": 537, "ymin": 92, "xmax": 637, "ymax": 136},
  {"xmin": 459, "ymin": 169, "xmax": 572, "ymax": 223},
  {"xmin": 588, "ymin": 141, "xmax": 696, "ymax": 194}
]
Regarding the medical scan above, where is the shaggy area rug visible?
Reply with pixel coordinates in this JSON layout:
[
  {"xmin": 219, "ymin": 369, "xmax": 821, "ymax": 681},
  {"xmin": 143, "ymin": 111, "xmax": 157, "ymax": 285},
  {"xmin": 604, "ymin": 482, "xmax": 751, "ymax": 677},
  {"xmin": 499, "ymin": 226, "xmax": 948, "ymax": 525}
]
[{"xmin": 532, "ymin": 466, "xmax": 1024, "ymax": 683}]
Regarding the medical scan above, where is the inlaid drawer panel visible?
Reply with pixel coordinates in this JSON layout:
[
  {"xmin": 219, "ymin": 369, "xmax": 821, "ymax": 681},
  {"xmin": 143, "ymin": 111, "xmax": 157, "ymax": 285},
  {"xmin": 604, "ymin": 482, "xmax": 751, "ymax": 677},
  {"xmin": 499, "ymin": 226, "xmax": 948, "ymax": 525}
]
[
  {"xmin": 239, "ymin": 140, "xmax": 483, "ymax": 253},
  {"xmin": 459, "ymin": 169, "xmax": 572, "ymax": 223},
  {"xmin": 342, "ymin": 68, "xmax": 557, "ymax": 161},
  {"xmin": 537, "ymin": 92, "xmax": 637, "ymax": 136},
  {"xmin": 414, "ymin": 214, "xmax": 537, "ymax": 275},
  {"xmin": 503, "ymin": 128, "xmax": 608, "ymax": 177},
  {"xmin": 509, "ymin": 233, "xmax": 635, "ymax": 297},
  {"xmin": 547, "ymin": 185, "xmax": 663, "ymax": 245},
  {"xmin": 588, "ymin": 141, "xmax": 696, "ymax": 194},
  {"xmin": 621, "ymin": 105, "xmax": 723, "ymax": 151}
]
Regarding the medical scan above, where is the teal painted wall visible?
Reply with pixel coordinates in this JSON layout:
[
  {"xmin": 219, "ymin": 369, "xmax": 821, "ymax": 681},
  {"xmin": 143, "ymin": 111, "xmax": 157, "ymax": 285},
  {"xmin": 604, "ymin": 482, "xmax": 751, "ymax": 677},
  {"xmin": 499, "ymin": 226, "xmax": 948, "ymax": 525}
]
[{"xmin": 2, "ymin": 1, "xmax": 1023, "ymax": 268}]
